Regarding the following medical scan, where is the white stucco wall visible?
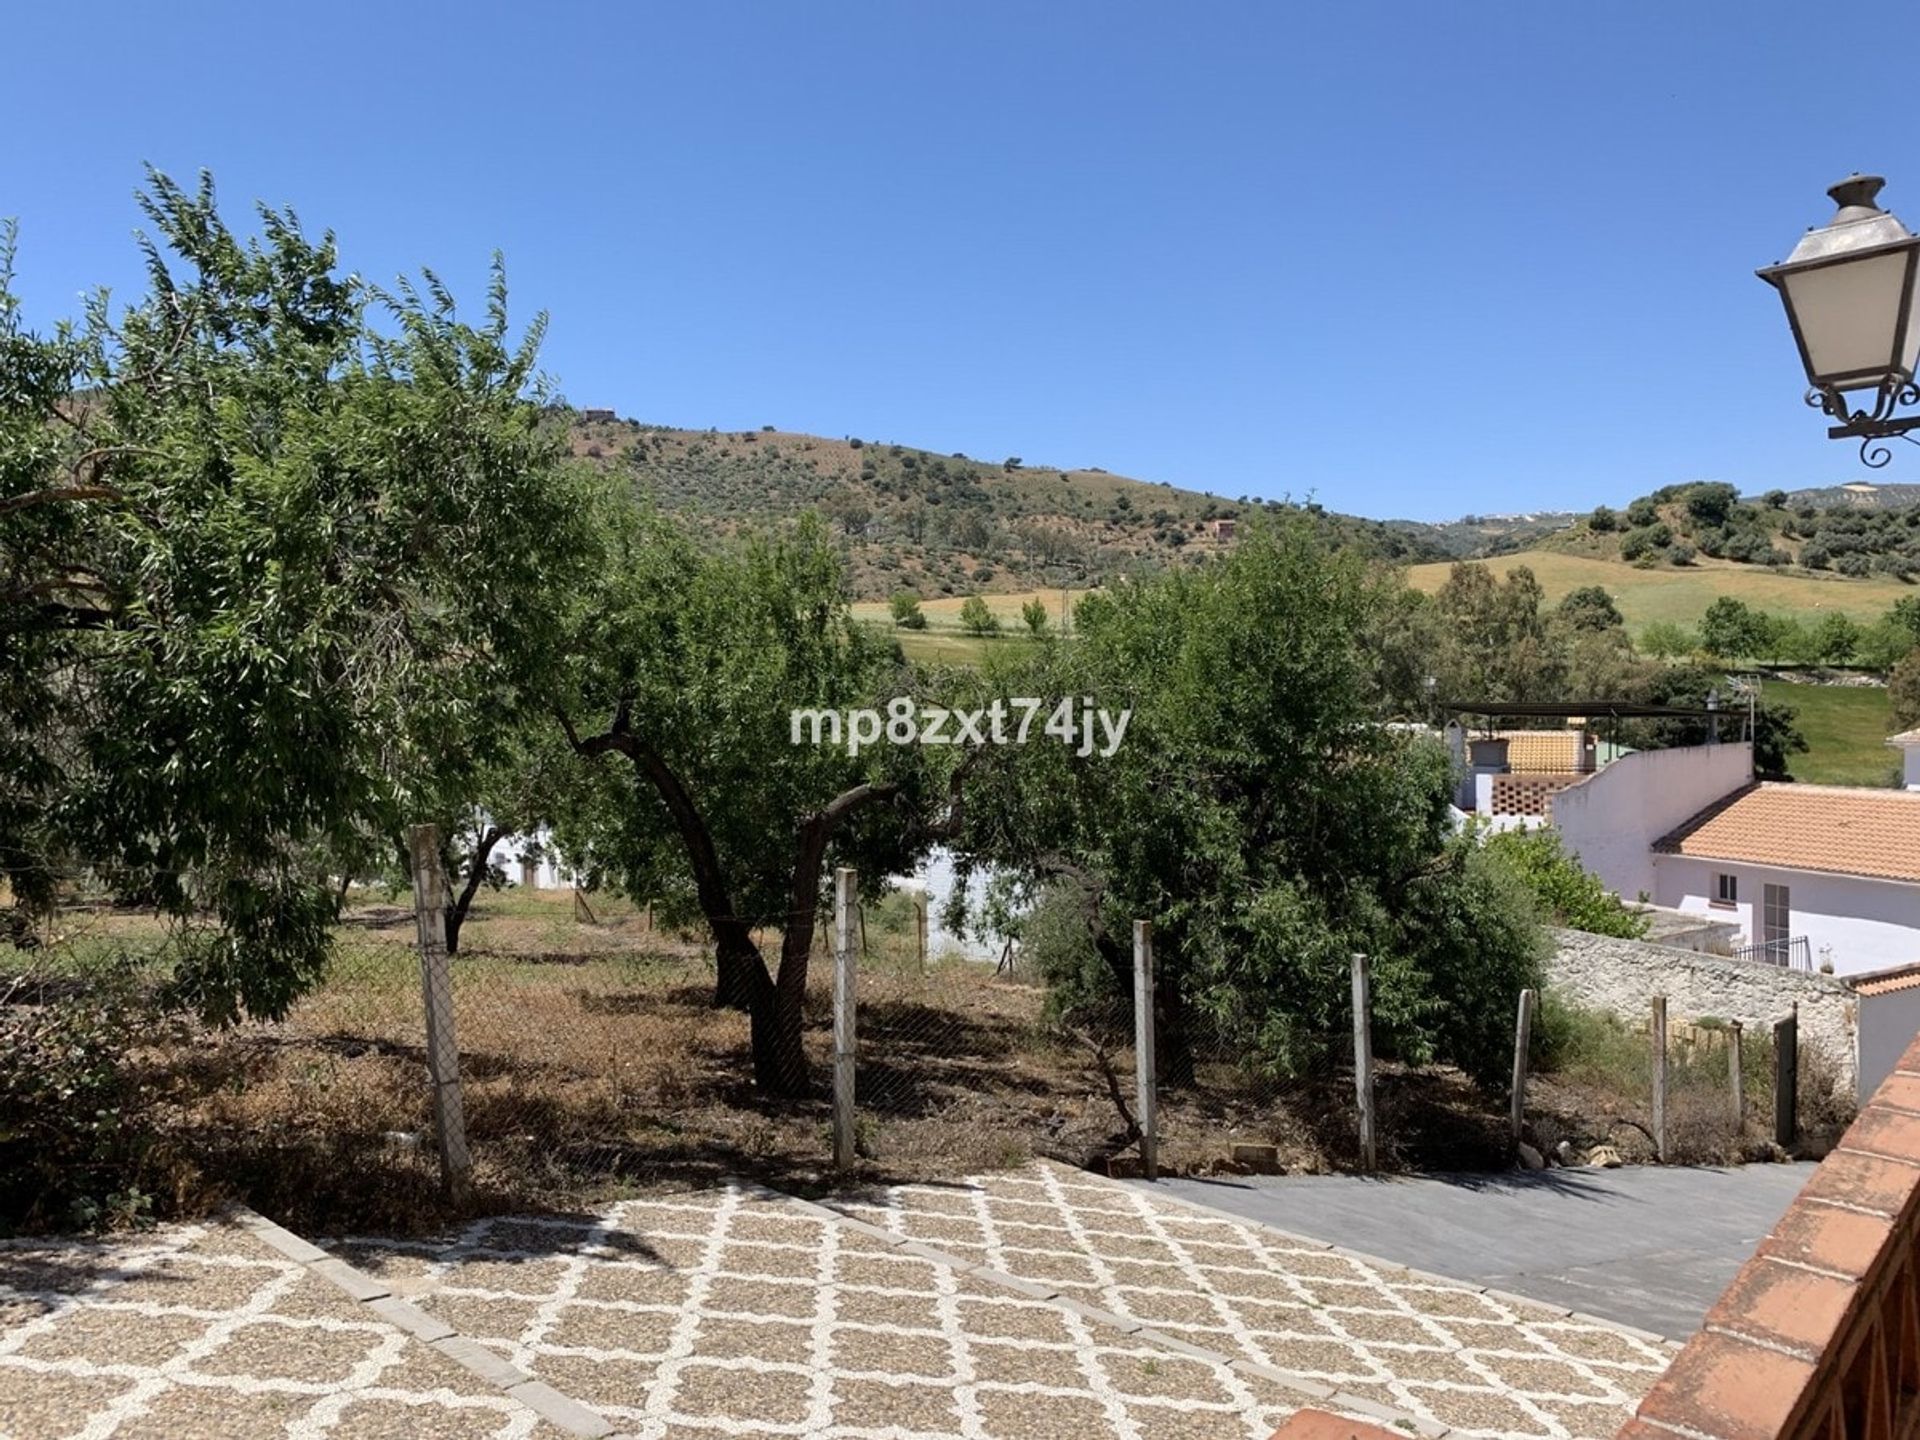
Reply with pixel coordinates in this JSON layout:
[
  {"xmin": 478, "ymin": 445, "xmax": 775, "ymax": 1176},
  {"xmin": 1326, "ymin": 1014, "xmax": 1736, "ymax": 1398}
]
[
  {"xmin": 1652, "ymin": 855, "xmax": 1920, "ymax": 978},
  {"xmin": 1549, "ymin": 742, "xmax": 1754, "ymax": 901},
  {"xmin": 1899, "ymin": 742, "xmax": 1920, "ymax": 791},
  {"xmin": 1858, "ymin": 979, "xmax": 1920, "ymax": 1103}
]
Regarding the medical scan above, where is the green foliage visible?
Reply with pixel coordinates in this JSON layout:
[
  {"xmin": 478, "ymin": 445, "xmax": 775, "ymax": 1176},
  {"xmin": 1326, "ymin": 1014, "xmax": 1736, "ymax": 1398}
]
[
  {"xmin": 1020, "ymin": 597, "xmax": 1050, "ymax": 636},
  {"xmin": 1699, "ymin": 597, "xmax": 1766, "ymax": 660},
  {"xmin": 1588, "ymin": 505, "xmax": 1618, "ymax": 533},
  {"xmin": 1814, "ymin": 612, "xmax": 1861, "ymax": 666},
  {"xmin": 958, "ymin": 594, "xmax": 1000, "ymax": 636},
  {"xmin": 1556, "ymin": 585, "xmax": 1623, "ymax": 632},
  {"xmin": 1894, "ymin": 650, "xmax": 1920, "ymax": 731},
  {"xmin": 889, "ymin": 590, "xmax": 927, "ymax": 629},
  {"xmin": 958, "ymin": 519, "xmax": 1545, "ymax": 1087},
  {"xmin": 1639, "ymin": 620, "xmax": 1696, "ymax": 659},
  {"xmin": 1482, "ymin": 828, "xmax": 1649, "ymax": 938},
  {"xmin": 0, "ymin": 968, "xmax": 170, "ymax": 1231},
  {"xmin": 1, "ymin": 171, "xmax": 596, "ymax": 1023}
]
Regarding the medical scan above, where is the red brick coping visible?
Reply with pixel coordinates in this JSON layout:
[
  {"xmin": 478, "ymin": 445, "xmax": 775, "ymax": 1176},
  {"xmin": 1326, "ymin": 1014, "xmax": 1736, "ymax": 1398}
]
[
  {"xmin": 1268, "ymin": 1412, "xmax": 1402, "ymax": 1438},
  {"xmin": 1619, "ymin": 1034, "xmax": 1920, "ymax": 1439}
]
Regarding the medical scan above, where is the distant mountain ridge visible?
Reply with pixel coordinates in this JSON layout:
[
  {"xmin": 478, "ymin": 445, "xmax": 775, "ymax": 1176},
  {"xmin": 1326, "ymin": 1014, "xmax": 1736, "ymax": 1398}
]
[{"xmin": 560, "ymin": 409, "xmax": 1920, "ymax": 596}]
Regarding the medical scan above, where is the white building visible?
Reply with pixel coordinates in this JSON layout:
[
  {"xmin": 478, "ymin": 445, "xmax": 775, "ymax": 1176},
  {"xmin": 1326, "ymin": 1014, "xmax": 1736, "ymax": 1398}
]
[
  {"xmin": 1893, "ymin": 728, "xmax": 1920, "ymax": 791},
  {"xmin": 1456, "ymin": 725, "xmax": 1920, "ymax": 978},
  {"xmin": 1648, "ymin": 783, "xmax": 1920, "ymax": 977}
]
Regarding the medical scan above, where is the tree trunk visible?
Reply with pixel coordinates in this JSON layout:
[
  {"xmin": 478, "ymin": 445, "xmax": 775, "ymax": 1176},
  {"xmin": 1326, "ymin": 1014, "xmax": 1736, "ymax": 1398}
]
[
  {"xmin": 444, "ymin": 826, "xmax": 505, "ymax": 956},
  {"xmin": 713, "ymin": 917, "xmax": 766, "ymax": 1012}
]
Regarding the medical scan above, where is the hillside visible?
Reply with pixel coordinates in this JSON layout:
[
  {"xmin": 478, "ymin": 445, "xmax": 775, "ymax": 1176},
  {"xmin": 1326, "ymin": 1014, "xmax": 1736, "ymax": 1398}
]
[{"xmin": 564, "ymin": 411, "xmax": 1451, "ymax": 598}]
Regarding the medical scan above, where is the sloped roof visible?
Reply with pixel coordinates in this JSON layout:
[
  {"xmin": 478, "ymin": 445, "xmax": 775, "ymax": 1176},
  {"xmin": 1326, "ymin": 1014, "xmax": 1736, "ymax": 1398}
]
[
  {"xmin": 1854, "ymin": 964, "xmax": 1920, "ymax": 997},
  {"xmin": 1653, "ymin": 782, "xmax": 1920, "ymax": 885},
  {"xmin": 1889, "ymin": 728, "xmax": 1920, "ymax": 747}
]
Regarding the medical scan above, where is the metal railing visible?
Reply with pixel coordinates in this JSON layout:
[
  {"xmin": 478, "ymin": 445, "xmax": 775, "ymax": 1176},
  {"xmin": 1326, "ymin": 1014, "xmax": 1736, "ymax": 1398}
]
[{"xmin": 1731, "ymin": 935, "xmax": 1812, "ymax": 971}]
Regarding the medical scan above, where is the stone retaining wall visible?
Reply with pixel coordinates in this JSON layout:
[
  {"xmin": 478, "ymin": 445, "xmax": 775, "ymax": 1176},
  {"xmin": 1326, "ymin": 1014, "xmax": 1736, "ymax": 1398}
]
[{"xmin": 1545, "ymin": 927, "xmax": 1857, "ymax": 1093}]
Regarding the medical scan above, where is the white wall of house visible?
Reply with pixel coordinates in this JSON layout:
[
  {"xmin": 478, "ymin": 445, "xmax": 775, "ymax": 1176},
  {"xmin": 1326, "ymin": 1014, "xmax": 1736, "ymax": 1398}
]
[
  {"xmin": 1652, "ymin": 854, "xmax": 1920, "ymax": 977},
  {"xmin": 496, "ymin": 830, "xmax": 568, "ymax": 890},
  {"xmin": 1549, "ymin": 742, "xmax": 1753, "ymax": 901},
  {"xmin": 1896, "ymin": 739, "xmax": 1920, "ymax": 791}
]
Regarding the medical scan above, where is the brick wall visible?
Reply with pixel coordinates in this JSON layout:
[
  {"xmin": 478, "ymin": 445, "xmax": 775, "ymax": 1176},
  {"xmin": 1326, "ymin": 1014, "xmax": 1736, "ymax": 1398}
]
[
  {"xmin": 1619, "ymin": 1029, "xmax": 1920, "ymax": 1438},
  {"xmin": 1490, "ymin": 772, "xmax": 1582, "ymax": 816}
]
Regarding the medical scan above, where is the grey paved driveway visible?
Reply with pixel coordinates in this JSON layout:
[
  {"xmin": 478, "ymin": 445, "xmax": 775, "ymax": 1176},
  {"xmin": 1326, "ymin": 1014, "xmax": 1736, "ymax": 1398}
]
[{"xmin": 1138, "ymin": 1162, "xmax": 1814, "ymax": 1342}]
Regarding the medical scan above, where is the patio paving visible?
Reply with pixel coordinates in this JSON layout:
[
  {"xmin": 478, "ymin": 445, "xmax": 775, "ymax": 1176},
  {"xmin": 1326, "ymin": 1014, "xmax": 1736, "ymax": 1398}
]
[
  {"xmin": 336, "ymin": 1181, "xmax": 1342, "ymax": 1439},
  {"xmin": 824, "ymin": 1161, "xmax": 1677, "ymax": 1439},
  {"xmin": 3, "ymin": 1161, "xmax": 1679, "ymax": 1438},
  {"xmin": 0, "ymin": 1217, "xmax": 574, "ymax": 1439}
]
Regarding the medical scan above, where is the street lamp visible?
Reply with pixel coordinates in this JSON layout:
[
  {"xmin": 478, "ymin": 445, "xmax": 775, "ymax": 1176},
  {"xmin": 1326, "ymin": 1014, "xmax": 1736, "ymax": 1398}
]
[{"xmin": 1758, "ymin": 174, "xmax": 1920, "ymax": 467}]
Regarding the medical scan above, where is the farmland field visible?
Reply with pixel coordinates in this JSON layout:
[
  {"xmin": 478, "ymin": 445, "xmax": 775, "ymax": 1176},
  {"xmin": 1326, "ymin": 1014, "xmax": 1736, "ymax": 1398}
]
[
  {"xmin": 1764, "ymin": 678, "xmax": 1899, "ymax": 787},
  {"xmin": 1406, "ymin": 550, "xmax": 1913, "ymax": 631}
]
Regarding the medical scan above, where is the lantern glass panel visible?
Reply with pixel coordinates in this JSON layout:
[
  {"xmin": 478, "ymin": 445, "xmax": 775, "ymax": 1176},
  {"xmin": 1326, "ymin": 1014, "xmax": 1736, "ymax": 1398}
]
[{"xmin": 1783, "ymin": 250, "xmax": 1909, "ymax": 387}]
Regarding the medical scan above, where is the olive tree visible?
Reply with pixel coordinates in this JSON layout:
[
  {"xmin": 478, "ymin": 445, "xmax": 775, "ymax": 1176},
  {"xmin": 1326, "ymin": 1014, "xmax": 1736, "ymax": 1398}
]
[
  {"xmin": 957, "ymin": 519, "xmax": 1546, "ymax": 1088},
  {"xmin": 554, "ymin": 512, "xmax": 961, "ymax": 1096},
  {"xmin": 0, "ymin": 171, "xmax": 597, "ymax": 1021}
]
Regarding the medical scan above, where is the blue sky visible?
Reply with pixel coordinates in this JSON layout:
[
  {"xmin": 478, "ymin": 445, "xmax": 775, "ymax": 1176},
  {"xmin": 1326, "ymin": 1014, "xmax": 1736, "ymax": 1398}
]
[{"xmin": 7, "ymin": 2, "xmax": 1920, "ymax": 520}]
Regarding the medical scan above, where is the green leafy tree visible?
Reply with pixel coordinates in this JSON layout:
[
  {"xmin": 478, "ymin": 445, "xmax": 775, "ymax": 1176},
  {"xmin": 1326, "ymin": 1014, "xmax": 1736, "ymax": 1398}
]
[
  {"xmin": 1699, "ymin": 598, "xmax": 1765, "ymax": 661},
  {"xmin": 0, "ymin": 172, "xmax": 593, "ymax": 1022},
  {"xmin": 1482, "ymin": 829, "xmax": 1648, "ymax": 938},
  {"xmin": 888, "ymin": 590, "xmax": 927, "ymax": 629},
  {"xmin": 1894, "ymin": 650, "xmax": 1920, "ymax": 731},
  {"xmin": 1890, "ymin": 596, "xmax": 1920, "ymax": 645},
  {"xmin": 1639, "ymin": 620, "xmax": 1696, "ymax": 660},
  {"xmin": 555, "ymin": 514, "xmax": 956, "ymax": 1095},
  {"xmin": 957, "ymin": 520, "xmax": 1544, "ymax": 1088},
  {"xmin": 1020, "ymin": 597, "xmax": 1050, "ymax": 636},
  {"xmin": 1556, "ymin": 585, "xmax": 1623, "ymax": 632},
  {"xmin": 1857, "ymin": 618, "xmax": 1917, "ymax": 673},
  {"xmin": 1588, "ymin": 506, "xmax": 1618, "ymax": 532},
  {"xmin": 959, "ymin": 594, "xmax": 1000, "ymax": 636},
  {"xmin": 1814, "ymin": 611, "xmax": 1861, "ymax": 667}
]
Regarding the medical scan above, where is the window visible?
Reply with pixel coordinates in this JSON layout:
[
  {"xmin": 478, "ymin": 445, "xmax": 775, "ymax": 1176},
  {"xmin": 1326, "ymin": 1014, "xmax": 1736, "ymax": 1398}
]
[
  {"xmin": 1763, "ymin": 884, "xmax": 1791, "ymax": 944},
  {"xmin": 1713, "ymin": 873, "xmax": 1738, "ymax": 907}
]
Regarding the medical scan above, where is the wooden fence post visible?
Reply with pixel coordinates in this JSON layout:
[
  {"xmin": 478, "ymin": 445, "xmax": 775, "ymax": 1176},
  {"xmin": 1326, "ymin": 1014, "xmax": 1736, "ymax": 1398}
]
[
  {"xmin": 1729, "ymin": 1020, "xmax": 1745, "ymax": 1136},
  {"xmin": 1775, "ymin": 1005, "xmax": 1799, "ymax": 1150},
  {"xmin": 1510, "ymin": 988, "xmax": 1536, "ymax": 1158},
  {"xmin": 1650, "ymin": 995, "xmax": 1668, "ymax": 1164},
  {"xmin": 833, "ymin": 868, "xmax": 858, "ymax": 1170},
  {"xmin": 407, "ymin": 824, "xmax": 471, "ymax": 1202},
  {"xmin": 1352, "ymin": 953, "xmax": 1376, "ymax": 1173},
  {"xmin": 915, "ymin": 892, "xmax": 928, "ymax": 969},
  {"xmin": 1134, "ymin": 920, "xmax": 1158, "ymax": 1181}
]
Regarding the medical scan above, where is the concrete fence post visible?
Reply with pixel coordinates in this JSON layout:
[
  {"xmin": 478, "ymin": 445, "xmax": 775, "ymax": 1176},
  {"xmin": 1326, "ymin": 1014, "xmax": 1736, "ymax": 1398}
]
[
  {"xmin": 1776, "ymin": 1004, "xmax": 1799, "ymax": 1150},
  {"xmin": 1510, "ymin": 988, "xmax": 1536, "ymax": 1158},
  {"xmin": 833, "ymin": 868, "xmax": 858, "ymax": 1171},
  {"xmin": 1352, "ymin": 953, "xmax": 1376, "ymax": 1173},
  {"xmin": 1650, "ymin": 995, "xmax": 1668, "ymax": 1164},
  {"xmin": 1729, "ymin": 1020, "xmax": 1745, "ymax": 1136},
  {"xmin": 1133, "ymin": 920, "xmax": 1157, "ymax": 1181},
  {"xmin": 407, "ymin": 824, "xmax": 471, "ymax": 1202}
]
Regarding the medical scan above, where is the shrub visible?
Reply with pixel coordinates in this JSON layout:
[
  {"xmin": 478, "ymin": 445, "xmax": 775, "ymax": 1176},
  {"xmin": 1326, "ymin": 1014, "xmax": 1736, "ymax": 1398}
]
[
  {"xmin": 0, "ymin": 972, "xmax": 173, "ymax": 1231},
  {"xmin": 1801, "ymin": 542, "xmax": 1831, "ymax": 570},
  {"xmin": 1668, "ymin": 541, "xmax": 1696, "ymax": 566},
  {"xmin": 1838, "ymin": 552, "xmax": 1873, "ymax": 577},
  {"xmin": 889, "ymin": 591, "xmax": 927, "ymax": 630},
  {"xmin": 958, "ymin": 595, "xmax": 1000, "ymax": 636},
  {"xmin": 1483, "ymin": 828, "xmax": 1649, "ymax": 938},
  {"xmin": 1588, "ymin": 505, "xmax": 1618, "ymax": 532},
  {"xmin": 1626, "ymin": 497, "xmax": 1660, "ymax": 527}
]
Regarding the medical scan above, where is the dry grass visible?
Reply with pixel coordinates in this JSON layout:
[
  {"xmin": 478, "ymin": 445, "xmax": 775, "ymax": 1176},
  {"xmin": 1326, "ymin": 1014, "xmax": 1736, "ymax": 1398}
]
[{"xmin": 8, "ymin": 889, "xmax": 1845, "ymax": 1236}]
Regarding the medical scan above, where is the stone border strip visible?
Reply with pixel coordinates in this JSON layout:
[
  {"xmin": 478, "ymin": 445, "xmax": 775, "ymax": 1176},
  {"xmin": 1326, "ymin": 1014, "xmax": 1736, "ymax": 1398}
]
[
  {"xmin": 737, "ymin": 1177, "xmax": 1449, "ymax": 1439},
  {"xmin": 228, "ymin": 1205, "xmax": 619, "ymax": 1439},
  {"xmin": 1083, "ymin": 1161, "xmax": 1684, "ymax": 1353}
]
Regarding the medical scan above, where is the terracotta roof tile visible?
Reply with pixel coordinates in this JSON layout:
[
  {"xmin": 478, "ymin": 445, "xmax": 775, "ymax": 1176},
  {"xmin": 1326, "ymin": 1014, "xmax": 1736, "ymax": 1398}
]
[
  {"xmin": 1853, "ymin": 964, "xmax": 1920, "ymax": 997},
  {"xmin": 1653, "ymin": 782, "xmax": 1920, "ymax": 885}
]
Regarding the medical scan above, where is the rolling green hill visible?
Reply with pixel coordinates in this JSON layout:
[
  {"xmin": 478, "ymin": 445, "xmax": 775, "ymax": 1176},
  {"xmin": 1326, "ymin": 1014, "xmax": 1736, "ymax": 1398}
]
[{"xmin": 565, "ymin": 410, "xmax": 1451, "ymax": 599}]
